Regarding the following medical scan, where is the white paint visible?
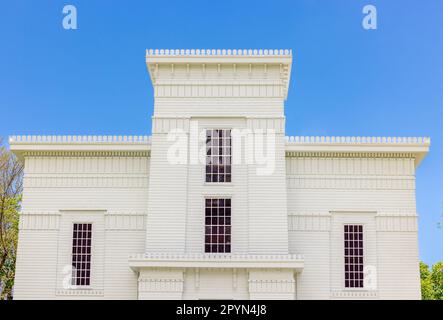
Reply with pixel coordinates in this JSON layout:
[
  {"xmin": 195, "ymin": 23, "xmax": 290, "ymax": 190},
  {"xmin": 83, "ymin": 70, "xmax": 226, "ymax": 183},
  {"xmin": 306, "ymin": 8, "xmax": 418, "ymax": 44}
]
[{"xmin": 10, "ymin": 49, "xmax": 429, "ymax": 299}]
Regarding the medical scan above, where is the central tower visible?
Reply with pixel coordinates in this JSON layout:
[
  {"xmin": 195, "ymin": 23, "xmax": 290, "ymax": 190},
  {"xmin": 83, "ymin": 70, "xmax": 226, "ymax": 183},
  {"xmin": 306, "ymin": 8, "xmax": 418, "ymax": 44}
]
[{"xmin": 129, "ymin": 49, "xmax": 303, "ymax": 299}]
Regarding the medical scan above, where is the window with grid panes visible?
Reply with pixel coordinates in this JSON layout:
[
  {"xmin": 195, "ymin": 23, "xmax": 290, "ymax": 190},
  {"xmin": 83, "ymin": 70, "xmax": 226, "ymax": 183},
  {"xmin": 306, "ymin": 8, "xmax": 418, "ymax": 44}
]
[
  {"xmin": 344, "ymin": 224, "xmax": 364, "ymax": 288},
  {"xmin": 205, "ymin": 129, "xmax": 231, "ymax": 183},
  {"xmin": 71, "ymin": 223, "xmax": 92, "ymax": 286},
  {"xmin": 205, "ymin": 198, "xmax": 231, "ymax": 253}
]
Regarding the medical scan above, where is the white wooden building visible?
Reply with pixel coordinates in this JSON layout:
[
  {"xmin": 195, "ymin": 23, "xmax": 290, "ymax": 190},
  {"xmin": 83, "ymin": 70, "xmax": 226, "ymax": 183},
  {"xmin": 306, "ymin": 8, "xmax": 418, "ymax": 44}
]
[{"xmin": 10, "ymin": 49, "xmax": 430, "ymax": 299}]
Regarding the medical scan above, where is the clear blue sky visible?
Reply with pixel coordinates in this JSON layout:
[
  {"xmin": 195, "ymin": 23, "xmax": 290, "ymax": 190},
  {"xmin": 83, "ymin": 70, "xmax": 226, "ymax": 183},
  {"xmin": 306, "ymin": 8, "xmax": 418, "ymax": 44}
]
[{"xmin": 0, "ymin": 0, "xmax": 442, "ymax": 265}]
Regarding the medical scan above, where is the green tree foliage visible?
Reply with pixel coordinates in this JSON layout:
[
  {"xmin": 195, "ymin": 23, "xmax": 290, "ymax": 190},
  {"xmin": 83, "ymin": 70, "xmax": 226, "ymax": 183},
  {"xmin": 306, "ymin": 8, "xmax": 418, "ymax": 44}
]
[
  {"xmin": 0, "ymin": 138, "xmax": 23, "ymax": 300},
  {"xmin": 420, "ymin": 261, "xmax": 443, "ymax": 300},
  {"xmin": 431, "ymin": 262, "xmax": 443, "ymax": 300},
  {"xmin": 420, "ymin": 261, "xmax": 435, "ymax": 300}
]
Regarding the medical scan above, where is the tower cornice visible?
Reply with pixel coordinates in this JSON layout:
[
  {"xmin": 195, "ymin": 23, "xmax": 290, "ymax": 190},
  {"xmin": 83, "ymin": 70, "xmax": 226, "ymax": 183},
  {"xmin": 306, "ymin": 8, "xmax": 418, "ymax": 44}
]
[{"xmin": 146, "ymin": 49, "xmax": 293, "ymax": 99}]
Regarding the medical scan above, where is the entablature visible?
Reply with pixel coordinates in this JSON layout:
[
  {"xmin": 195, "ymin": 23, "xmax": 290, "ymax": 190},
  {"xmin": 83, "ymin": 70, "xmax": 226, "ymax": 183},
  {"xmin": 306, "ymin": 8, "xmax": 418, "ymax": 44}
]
[
  {"xmin": 9, "ymin": 135, "xmax": 151, "ymax": 160},
  {"xmin": 146, "ymin": 49, "xmax": 292, "ymax": 99},
  {"xmin": 129, "ymin": 253, "xmax": 304, "ymax": 272},
  {"xmin": 285, "ymin": 136, "xmax": 430, "ymax": 166}
]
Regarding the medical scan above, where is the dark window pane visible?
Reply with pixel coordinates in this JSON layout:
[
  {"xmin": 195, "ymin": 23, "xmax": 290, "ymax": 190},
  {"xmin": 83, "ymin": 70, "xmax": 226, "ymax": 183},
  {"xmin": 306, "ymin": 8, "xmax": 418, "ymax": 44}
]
[
  {"xmin": 204, "ymin": 198, "xmax": 231, "ymax": 253},
  {"xmin": 205, "ymin": 130, "xmax": 232, "ymax": 184},
  {"xmin": 344, "ymin": 224, "xmax": 364, "ymax": 288},
  {"xmin": 71, "ymin": 223, "xmax": 92, "ymax": 286}
]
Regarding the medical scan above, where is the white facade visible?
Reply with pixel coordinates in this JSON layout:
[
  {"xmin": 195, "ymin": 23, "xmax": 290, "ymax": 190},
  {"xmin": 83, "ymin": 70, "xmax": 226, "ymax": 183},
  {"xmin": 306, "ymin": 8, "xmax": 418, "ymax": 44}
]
[{"xmin": 10, "ymin": 49, "xmax": 430, "ymax": 300}]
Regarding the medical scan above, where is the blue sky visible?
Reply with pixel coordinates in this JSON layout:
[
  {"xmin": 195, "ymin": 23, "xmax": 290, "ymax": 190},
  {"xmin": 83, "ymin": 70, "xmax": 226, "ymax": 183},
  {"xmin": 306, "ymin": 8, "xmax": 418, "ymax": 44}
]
[{"xmin": 0, "ymin": 0, "xmax": 442, "ymax": 265}]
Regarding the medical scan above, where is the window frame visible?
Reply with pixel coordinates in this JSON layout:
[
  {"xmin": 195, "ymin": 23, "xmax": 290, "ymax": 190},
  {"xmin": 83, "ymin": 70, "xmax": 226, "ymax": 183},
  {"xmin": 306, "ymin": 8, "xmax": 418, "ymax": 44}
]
[
  {"xmin": 71, "ymin": 222, "xmax": 93, "ymax": 288},
  {"xmin": 204, "ymin": 128, "xmax": 232, "ymax": 184},
  {"xmin": 343, "ymin": 224, "xmax": 365, "ymax": 289},
  {"xmin": 203, "ymin": 197, "xmax": 232, "ymax": 254}
]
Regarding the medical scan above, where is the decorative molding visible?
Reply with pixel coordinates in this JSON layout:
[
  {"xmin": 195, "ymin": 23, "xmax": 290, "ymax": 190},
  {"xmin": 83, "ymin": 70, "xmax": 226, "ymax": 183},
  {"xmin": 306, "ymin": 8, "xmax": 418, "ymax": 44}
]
[
  {"xmin": 286, "ymin": 136, "xmax": 430, "ymax": 145},
  {"xmin": 376, "ymin": 214, "xmax": 418, "ymax": 232},
  {"xmin": 9, "ymin": 136, "xmax": 151, "ymax": 159},
  {"xmin": 129, "ymin": 253, "xmax": 304, "ymax": 271},
  {"xmin": 130, "ymin": 253, "xmax": 303, "ymax": 261},
  {"xmin": 376, "ymin": 210, "xmax": 417, "ymax": 216},
  {"xmin": 25, "ymin": 157, "xmax": 150, "ymax": 174},
  {"xmin": 154, "ymin": 83, "xmax": 284, "ymax": 98},
  {"xmin": 246, "ymin": 118, "xmax": 285, "ymax": 134},
  {"xmin": 55, "ymin": 289, "xmax": 104, "ymax": 296},
  {"xmin": 138, "ymin": 278, "xmax": 184, "ymax": 293},
  {"xmin": 248, "ymin": 279, "xmax": 295, "ymax": 293},
  {"xmin": 286, "ymin": 157, "xmax": 415, "ymax": 176},
  {"xmin": 287, "ymin": 211, "xmax": 418, "ymax": 232},
  {"xmin": 286, "ymin": 151, "xmax": 416, "ymax": 159},
  {"xmin": 285, "ymin": 136, "xmax": 430, "ymax": 166},
  {"xmin": 286, "ymin": 176, "xmax": 415, "ymax": 190},
  {"xmin": 9, "ymin": 135, "xmax": 151, "ymax": 144},
  {"xmin": 105, "ymin": 212, "xmax": 147, "ymax": 230},
  {"xmin": 331, "ymin": 290, "xmax": 378, "ymax": 299},
  {"xmin": 24, "ymin": 175, "xmax": 149, "ymax": 188},
  {"xmin": 21, "ymin": 151, "xmax": 150, "ymax": 158},
  {"xmin": 146, "ymin": 49, "xmax": 292, "ymax": 57},
  {"xmin": 146, "ymin": 49, "xmax": 292, "ymax": 99},
  {"xmin": 152, "ymin": 117, "xmax": 190, "ymax": 133},
  {"xmin": 288, "ymin": 212, "xmax": 331, "ymax": 231},
  {"xmin": 19, "ymin": 212, "xmax": 61, "ymax": 230}
]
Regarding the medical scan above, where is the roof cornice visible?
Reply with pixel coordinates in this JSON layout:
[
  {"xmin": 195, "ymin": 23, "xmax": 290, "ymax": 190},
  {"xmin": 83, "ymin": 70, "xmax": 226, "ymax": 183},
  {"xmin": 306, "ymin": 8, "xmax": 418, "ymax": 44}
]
[
  {"xmin": 285, "ymin": 136, "xmax": 430, "ymax": 166},
  {"xmin": 145, "ymin": 49, "xmax": 293, "ymax": 99},
  {"xmin": 146, "ymin": 48, "xmax": 292, "ymax": 60},
  {"xmin": 285, "ymin": 136, "xmax": 431, "ymax": 145},
  {"xmin": 9, "ymin": 135, "xmax": 430, "ymax": 166},
  {"xmin": 9, "ymin": 135, "xmax": 151, "ymax": 144},
  {"xmin": 8, "ymin": 135, "xmax": 151, "ymax": 159}
]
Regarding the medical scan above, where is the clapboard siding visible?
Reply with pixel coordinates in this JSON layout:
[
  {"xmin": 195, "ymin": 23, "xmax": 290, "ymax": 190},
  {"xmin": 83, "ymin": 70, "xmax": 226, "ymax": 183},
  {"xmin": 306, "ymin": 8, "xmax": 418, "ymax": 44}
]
[
  {"xmin": 376, "ymin": 232, "xmax": 421, "ymax": 299},
  {"xmin": 14, "ymin": 156, "xmax": 149, "ymax": 299},
  {"xmin": 13, "ymin": 230, "xmax": 59, "ymax": 299},
  {"xmin": 287, "ymin": 156, "xmax": 420, "ymax": 299},
  {"xmin": 154, "ymin": 98, "xmax": 285, "ymax": 118},
  {"xmin": 289, "ymin": 231, "xmax": 330, "ymax": 299},
  {"xmin": 104, "ymin": 230, "xmax": 145, "ymax": 299},
  {"xmin": 12, "ymin": 50, "xmax": 426, "ymax": 300}
]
